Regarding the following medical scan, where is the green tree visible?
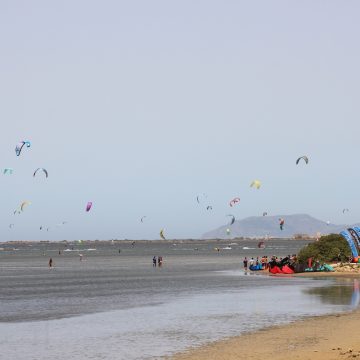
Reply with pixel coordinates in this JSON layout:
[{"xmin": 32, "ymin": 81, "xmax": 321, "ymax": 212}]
[{"xmin": 297, "ymin": 234, "xmax": 351, "ymax": 263}]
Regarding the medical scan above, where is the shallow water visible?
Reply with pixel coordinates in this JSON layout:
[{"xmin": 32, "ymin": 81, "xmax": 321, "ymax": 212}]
[{"xmin": 0, "ymin": 239, "xmax": 358, "ymax": 359}]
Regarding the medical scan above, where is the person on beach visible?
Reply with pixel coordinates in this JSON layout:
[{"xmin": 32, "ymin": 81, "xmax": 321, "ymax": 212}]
[
  {"xmin": 158, "ymin": 256, "xmax": 163, "ymax": 267},
  {"xmin": 249, "ymin": 257, "xmax": 254, "ymax": 267},
  {"xmin": 48, "ymin": 258, "xmax": 53, "ymax": 268},
  {"xmin": 243, "ymin": 257, "xmax": 248, "ymax": 270},
  {"xmin": 153, "ymin": 256, "xmax": 157, "ymax": 267}
]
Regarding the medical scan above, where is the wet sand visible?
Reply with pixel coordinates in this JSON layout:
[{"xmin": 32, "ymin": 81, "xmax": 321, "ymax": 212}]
[{"xmin": 171, "ymin": 304, "xmax": 360, "ymax": 360}]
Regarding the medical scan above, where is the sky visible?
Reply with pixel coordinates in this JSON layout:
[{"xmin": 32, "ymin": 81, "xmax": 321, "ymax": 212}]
[{"xmin": 1, "ymin": 0, "xmax": 359, "ymax": 241}]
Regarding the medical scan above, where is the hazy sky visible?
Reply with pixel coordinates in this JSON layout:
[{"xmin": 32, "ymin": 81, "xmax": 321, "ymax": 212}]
[{"xmin": 1, "ymin": 1, "xmax": 359, "ymax": 241}]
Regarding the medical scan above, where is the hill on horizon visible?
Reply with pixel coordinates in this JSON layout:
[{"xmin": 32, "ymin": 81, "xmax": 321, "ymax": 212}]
[{"xmin": 201, "ymin": 214, "xmax": 358, "ymax": 239}]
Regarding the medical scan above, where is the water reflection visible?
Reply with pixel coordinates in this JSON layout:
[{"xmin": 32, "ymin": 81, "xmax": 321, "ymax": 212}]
[{"xmin": 304, "ymin": 279, "xmax": 360, "ymax": 308}]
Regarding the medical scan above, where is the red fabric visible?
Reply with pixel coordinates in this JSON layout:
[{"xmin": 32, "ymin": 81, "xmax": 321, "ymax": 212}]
[
  {"xmin": 281, "ymin": 265, "xmax": 294, "ymax": 274},
  {"xmin": 269, "ymin": 266, "xmax": 282, "ymax": 274}
]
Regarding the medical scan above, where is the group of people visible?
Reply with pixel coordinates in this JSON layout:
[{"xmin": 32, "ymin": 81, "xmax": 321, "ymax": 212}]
[
  {"xmin": 152, "ymin": 256, "xmax": 163, "ymax": 267},
  {"xmin": 243, "ymin": 254, "xmax": 298, "ymax": 271},
  {"xmin": 243, "ymin": 256, "xmax": 270, "ymax": 270}
]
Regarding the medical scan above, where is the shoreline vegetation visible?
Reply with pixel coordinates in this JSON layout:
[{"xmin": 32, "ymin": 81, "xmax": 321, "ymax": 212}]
[{"xmin": 170, "ymin": 302, "xmax": 360, "ymax": 360}]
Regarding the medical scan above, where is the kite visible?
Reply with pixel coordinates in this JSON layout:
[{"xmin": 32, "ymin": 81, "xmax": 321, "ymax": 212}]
[
  {"xmin": 3, "ymin": 168, "xmax": 13, "ymax": 175},
  {"xmin": 227, "ymin": 214, "xmax": 235, "ymax": 226},
  {"xmin": 296, "ymin": 156, "xmax": 309, "ymax": 165},
  {"xmin": 20, "ymin": 201, "xmax": 31, "ymax": 212},
  {"xmin": 160, "ymin": 229, "xmax": 166, "ymax": 240},
  {"xmin": 343, "ymin": 208, "xmax": 349, "ymax": 214},
  {"xmin": 229, "ymin": 197, "xmax": 240, "ymax": 207},
  {"xmin": 86, "ymin": 202, "xmax": 93, "ymax": 212},
  {"xmin": 262, "ymin": 212, "xmax": 268, "ymax": 216},
  {"xmin": 33, "ymin": 168, "xmax": 48, "ymax": 178},
  {"xmin": 250, "ymin": 180, "xmax": 261, "ymax": 189},
  {"xmin": 140, "ymin": 216, "xmax": 147, "ymax": 223},
  {"xmin": 15, "ymin": 141, "xmax": 31, "ymax": 156},
  {"xmin": 206, "ymin": 206, "xmax": 213, "ymax": 211},
  {"xmin": 196, "ymin": 193, "xmax": 207, "ymax": 204}
]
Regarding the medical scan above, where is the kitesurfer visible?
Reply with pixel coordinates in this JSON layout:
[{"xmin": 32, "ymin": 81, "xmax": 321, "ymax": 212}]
[{"xmin": 48, "ymin": 258, "xmax": 53, "ymax": 268}]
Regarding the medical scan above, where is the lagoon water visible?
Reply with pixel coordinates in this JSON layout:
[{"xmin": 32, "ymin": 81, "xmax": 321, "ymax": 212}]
[{"xmin": 0, "ymin": 239, "xmax": 358, "ymax": 359}]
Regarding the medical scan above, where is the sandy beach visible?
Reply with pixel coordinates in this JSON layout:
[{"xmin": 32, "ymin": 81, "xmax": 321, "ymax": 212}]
[{"xmin": 172, "ymin": 298, "xmax": 360, "ymax": 360}]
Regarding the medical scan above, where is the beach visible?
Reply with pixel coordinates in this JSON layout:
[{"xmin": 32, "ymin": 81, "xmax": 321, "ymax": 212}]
[
  {"xmin": 0, "ymin": 240, "xmax": 359, "ymax": 359},
  {"xmin": 172, "ymin": 307, "xmax": 360, "ymax": 360},
  {"xmin": 171, "ymin": 271, "xmax": 360, "ymax": 360}
]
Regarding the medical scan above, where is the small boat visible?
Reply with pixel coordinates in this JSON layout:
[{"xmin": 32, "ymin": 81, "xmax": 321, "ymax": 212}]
[{"xmin": 258, "ymin": 241, "xmax": 265, "ymax": 249}]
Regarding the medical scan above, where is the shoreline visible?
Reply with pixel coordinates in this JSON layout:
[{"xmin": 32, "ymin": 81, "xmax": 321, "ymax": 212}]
[
  {"xmin": 170, "ymin": 308, "xmax": 360, "ymax": 360},
  {"xmin": 0, "ymin": 237, "xmax": 311, "ymax": 245}
]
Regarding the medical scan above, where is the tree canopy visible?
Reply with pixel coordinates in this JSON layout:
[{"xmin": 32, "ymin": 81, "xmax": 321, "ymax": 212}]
[{"xmin": 297, "ymin": 234, "xmax": 351, "ymax": 263}]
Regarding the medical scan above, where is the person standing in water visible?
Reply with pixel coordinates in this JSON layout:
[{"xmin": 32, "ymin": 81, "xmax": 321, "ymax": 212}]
[
  {"xmin": 48, "ymin": 258, "xmax": 53, "ymax": 268},
  {"xmin": 152, "ymin": 256, "xmax": 157, "ymax": 267},
  {"xmin": 243, "ymin": 257, "xmax": 248, "ymax": 271}
]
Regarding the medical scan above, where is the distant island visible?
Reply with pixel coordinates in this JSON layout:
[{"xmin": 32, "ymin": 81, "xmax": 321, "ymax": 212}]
[{"xmin": 202, "ymin": 214, "xmax": 359, "ymax": 239}]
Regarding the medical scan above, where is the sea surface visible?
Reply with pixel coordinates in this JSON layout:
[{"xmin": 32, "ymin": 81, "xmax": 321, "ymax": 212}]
[{"xmin": 0, "ymin": 239, "xmax": 358, "ymax": 360}]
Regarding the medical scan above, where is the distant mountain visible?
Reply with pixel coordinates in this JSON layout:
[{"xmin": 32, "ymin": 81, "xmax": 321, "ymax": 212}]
[{"xmin": 202, "ymin": 214, "xmax": 360, "ymax": 239}]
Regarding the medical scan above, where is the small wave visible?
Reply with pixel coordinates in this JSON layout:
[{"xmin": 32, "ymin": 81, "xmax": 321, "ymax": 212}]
[{"xmin": 242, "ymin": 247, "xmax": 256, "ymax": 250}]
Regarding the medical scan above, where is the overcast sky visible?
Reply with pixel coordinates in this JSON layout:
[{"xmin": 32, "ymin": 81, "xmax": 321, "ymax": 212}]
[{"xmin": 1, "ymin": 0, "xmax": 359, "ymax": 241}]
